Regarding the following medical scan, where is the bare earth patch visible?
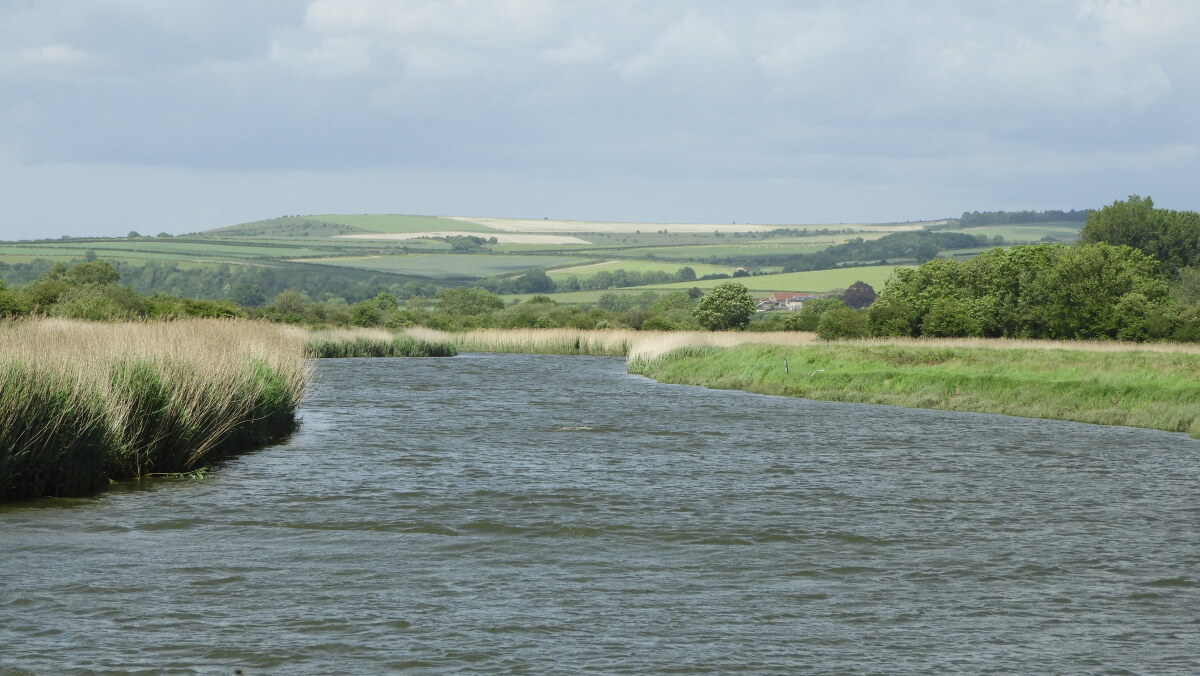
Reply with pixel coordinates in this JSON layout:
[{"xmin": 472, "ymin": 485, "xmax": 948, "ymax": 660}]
[{"xmin": 335, "ymin": 231, "xmax": 591, "ymax": 244}]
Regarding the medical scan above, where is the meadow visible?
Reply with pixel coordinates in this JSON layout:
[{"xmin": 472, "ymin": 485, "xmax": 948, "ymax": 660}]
[
  {"xmin": 950, "ymin": 222, "xmax": 1084, "ymax": 243},
  {"xmin": 638, "ymin": 265, "xmax": 909, "ymax": 293},
  {"xmin": 296, "ymin": 214, "xmax": 498, "ymax": 234},
  {"xmin": 629, "ymin": 338, "xmax": 1200, "ymax": 437},
  {"xmin": 545, "ymin": 259, "xmax": 734, "ymax": 280},
  {"xmin": 302, "ymin": 253, "xmax": 587, "ymax": 279}
]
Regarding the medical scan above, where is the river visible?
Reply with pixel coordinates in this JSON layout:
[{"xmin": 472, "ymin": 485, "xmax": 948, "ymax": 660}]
[{"xmin": 2, "ymin": 354, "xmax": 1198, "ymax": 674}]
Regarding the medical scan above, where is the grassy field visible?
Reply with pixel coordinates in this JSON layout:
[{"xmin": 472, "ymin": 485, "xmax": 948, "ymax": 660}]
[
  {"xmin": 306, "ymin": 253, "xmax": 587, "ymax": 279},
  {"xmin": 950, "ymin": 222, "xmax": 1084, "ymax": 243},
  {"xmin": 628, "ymin": 339, "xmax": 1200, "ymax": 437},
  {"xmin": 545, "ymin": 259, "xmax": 735, "ymax": 280},
  {"xmin": 301, "ymin": 214, "xmax": 498, "ymax": 234},
  {"xmin": 498, "ymin": 265, "xmax": 906, "ymax": 303},
  {"xmin": 580, "ymin": 239, "xmax": 874, "ymax": 262},
  {"xmin": 639, "ymin": 266, "xmax": 908, "ymax": 293},
  {"xmin": 0, "ymin": 241, "xmax": 336, "ymax": 261}
]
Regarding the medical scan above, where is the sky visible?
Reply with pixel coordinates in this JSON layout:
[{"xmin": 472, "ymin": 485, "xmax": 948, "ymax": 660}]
[{"xmin": 1, "ymin": 0, "xmax": 1198, "ymax": 240}]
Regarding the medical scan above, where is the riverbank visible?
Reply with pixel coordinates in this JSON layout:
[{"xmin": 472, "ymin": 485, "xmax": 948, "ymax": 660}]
[
  {"xmin": 405, "ymin": 326, "xmax": 823, "ymax": 356},
  {"xmin": 405, "ymin": 326, "xmax": 1200, "ymax": 436},
  {"xmin": 628, "ymin": 340, "xmax": 1200, "ymax": 438}
]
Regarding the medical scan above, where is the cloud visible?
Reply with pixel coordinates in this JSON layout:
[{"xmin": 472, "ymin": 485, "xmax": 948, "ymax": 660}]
[{"xmin": 0, "ymin": 0, "xmax": 1198, "ymax": 239}]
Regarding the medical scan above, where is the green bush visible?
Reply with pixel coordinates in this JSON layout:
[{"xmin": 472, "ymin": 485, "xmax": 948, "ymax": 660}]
[
  {"xmin": 815, "ymin": 307, "xmax": 870, "ymax": 340},
  {"xmin": 52, "ymin": 286, "xmax": 148, "ymax": 321},
  {"xmin": 921, "ymin": 298, "xmax": 983, "ymax": 337}
]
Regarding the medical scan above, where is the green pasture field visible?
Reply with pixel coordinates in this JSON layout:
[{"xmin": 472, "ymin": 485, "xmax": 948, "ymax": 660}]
[
  {"xmin": 500, "ymin": 264, "xmax": 908, "ymax": 304},
  {"xmin": 500, "ymin": 288, "xmax": 663, "ymax": 304},
  {"xmin": 949, "ymin": 222, "xmax": 1083, "ymax": 243},
  {"xmin": 308, "ymin": 254, "xmax": 586, "ymax": 279},
  {"xmin": 53, "ymin": 240, "xmax": 333, "ymax": 258},
  {"xmin": 303, "ymin": 214, "xmax": 498, "ymax": 234},
  {"xmin": 545, "ymin": 260, "xmax": 734, "ymax": 280},
  {"xmin": 0, "ymin": 240, "xmax": 334, "ymax": 260},
  {"xmin": 491, "ymin": 243, "xmax": 599, "ymax": 253},
  {"xmin": 941, "ymin": 247, "xmax": 994, "ymax": 262},
  {"xmin": 580, "ymin": 236, "xmax": 885, "ymax": 261},
  {"xmin": 636, "ymin": 265, "xmax": 908, "ymax": 294},
  {"xmin": 0, "ymin": 247, "xmax": 244, "ymax": 264},
  {"xmin": 580, "ymin": 243, "xmax": 821, "ymax": 261}
]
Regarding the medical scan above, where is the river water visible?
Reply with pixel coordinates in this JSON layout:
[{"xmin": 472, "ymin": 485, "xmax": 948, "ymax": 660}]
[{"xmin": 2, "ymin": 354, "xmax": 1198, "ymax": 675}]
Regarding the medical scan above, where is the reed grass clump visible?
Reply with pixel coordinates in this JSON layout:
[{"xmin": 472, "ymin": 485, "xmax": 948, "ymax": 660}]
[
  {"xmin": 415, "ymin": 327, "xmax": 646, "ymax": 356},
  {"xmin": 0, "ymin": 318, "xmax": 310, "ymax": 501},
  {"xmin": 303, "ymin": 328, "xmax": 457, "ymax": 358}
]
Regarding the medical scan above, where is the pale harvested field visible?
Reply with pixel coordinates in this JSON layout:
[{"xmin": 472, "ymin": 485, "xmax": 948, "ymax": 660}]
[
  {"xmin": 335, "ymin": 232, "xmax": 592, "ymax": 244},
  {"xmin": 444, "ymin": 216, "xmax": 947, "ymax": 234},
  {"xmin": 446, "ymin": 217, "xmax": 805, "ymax": 234}
]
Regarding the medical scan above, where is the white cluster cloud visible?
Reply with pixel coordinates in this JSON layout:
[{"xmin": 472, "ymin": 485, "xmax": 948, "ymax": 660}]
[{"xmin": 0, "ymin": 0, "xmax": 1197, "ymax": 237}]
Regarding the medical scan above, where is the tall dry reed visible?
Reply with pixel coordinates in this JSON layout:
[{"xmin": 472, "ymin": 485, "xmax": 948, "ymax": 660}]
[
  {"xmin": 0, "ymin": 318, "xmax": 310, "ymax": 500},
  {"xmin": 301, "ymin": 327, "xmax": 456, "ymax": 358},
  {"xmin": 413, "ymin": 327, "xmax": 643, "ymax": 356}
]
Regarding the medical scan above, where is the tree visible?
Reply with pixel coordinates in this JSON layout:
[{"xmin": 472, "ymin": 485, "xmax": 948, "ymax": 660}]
[
  {"xmin": 0, "ymin": 280, "xmax": 25, "ymax": 317},
  {"xmin": 435, "ymin": 287, "xmax": 504, "ymax": 316},
  {"xmin": 351, "ymin": 301, "xmax": 383, "ymax": 327},
  {"xmin": 694, "ymin": 282, "xmax": 755, "ymax": 330},
  {"xmin": 677, "ymin": 266, "xmax": 697, "ymax": 282},
  {"xmin": 229, "ymin": 282, "xmax": 266, "ymax": 307},
  {"xmin": 515, "ymin": 269, "xmax": 555, "ymax": 293},
  {"xmin": 1081, "ymin": 195, "xmax": 1157, "ymax": 253},
  {"xmin": 65, "ymin": 261, "xmax": 120, "ymax": 286},
  {"xmin": 921, "ymin": 298, "xmax": 983, "ymax": 337},
  {"xmin": 268, "ymin": 289, "xmax": 312, "ymax": 321},
  {"xmin": 870, "ymin": 241, "xmax": 1172, "ymax": 340},
  {"xmin": 1082, "ymin": 195, "xmax": 1200, "ymax": 274},
  {"xmin": 1019, "ymin": 242, "xmax": 1167, "ymax": 339},
  {"xmin": 816, "ymin": 307, "xmax": 870, "ymax": 340},
  {"xmin": 372, "ymin": 292, "xmax": 399, "ymax": 310},
  {"xmin": 842, "ymin": 281, "xmax": 877, "ymax": 309}
]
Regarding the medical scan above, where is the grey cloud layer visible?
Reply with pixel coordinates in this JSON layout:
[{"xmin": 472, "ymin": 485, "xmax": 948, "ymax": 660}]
[{"xmin": 0, "ymin": 0, "xmax": 1196, "ymax": 236}]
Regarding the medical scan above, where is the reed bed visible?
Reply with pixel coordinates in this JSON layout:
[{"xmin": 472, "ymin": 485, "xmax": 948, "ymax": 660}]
[
  {"xmin": 414, "ymin": 327, "xmax": 645, "ymax": 357},
  {"xmin": 301, "ymin": 327, "xmax": 457, "ymax": 358},
  {"xmin": 631, "ymin": 341, "xmax": 1200, "ymax": 438},
  {"xmin": 0, "ymin": 318, "xmax": 310, "ymax": 501}
]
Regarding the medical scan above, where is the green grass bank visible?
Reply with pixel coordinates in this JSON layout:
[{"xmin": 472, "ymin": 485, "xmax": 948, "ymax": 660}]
[{"xmin": 629, "ymin": 342, "xmax": 1200, "ymax": 437}]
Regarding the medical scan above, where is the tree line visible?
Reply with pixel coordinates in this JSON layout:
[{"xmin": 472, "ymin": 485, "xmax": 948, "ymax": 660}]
[{"xmin": 955, "ymin": 209, "xmax": 1090, "ymax": 227}]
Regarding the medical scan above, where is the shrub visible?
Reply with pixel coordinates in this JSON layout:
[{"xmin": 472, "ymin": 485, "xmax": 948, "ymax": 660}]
[{"xmin": 816, "ymin": 307, "xmax": 870, "ymax": 340}]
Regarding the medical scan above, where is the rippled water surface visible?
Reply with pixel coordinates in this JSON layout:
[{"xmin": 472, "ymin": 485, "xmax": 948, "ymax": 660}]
[{"xmin": 2, "ymin": 354, "xmax": 1199, "ymax": 674}]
